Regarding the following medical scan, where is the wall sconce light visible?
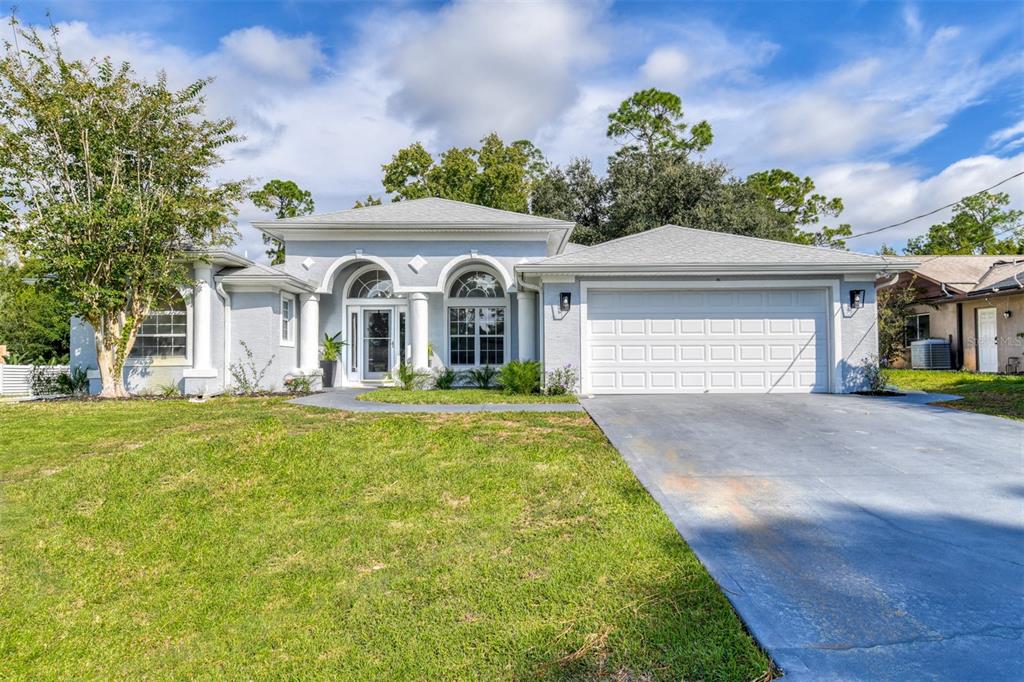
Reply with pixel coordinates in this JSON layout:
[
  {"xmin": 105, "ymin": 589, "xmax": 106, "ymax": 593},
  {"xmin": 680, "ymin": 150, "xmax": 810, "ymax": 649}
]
[
  {"xmin": 849, "ymin": 289, "xmax": 865, "ymax": 309},
  {"xmin": 1004, "ymin": 310, "xmax": 1013, "ymax": 319},
  {"xmin": 559, "ymin": 292, "xmax": 572, "ymax": 312}
]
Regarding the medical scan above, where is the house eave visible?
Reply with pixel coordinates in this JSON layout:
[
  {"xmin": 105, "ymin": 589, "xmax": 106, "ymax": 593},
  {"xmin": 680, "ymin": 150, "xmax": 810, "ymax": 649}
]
[
  {"xmin": 515, "ymin": 262, "xmax": 913, "ymax": 277},
  {"xmin": 217, "ymin": 274, "xmax": 315, "ymax": 294},
  {"xmin": 253, "ymin": 221, "xmax": 574, "ymax": 242}
]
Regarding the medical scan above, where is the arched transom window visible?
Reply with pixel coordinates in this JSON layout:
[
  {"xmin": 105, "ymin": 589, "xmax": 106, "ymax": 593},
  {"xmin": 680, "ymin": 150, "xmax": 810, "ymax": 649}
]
[
  {"xmin": 348, "ymin": 269, "xmax": 394, "ymax": 299},
  {"xmin": 448, "ymin": 270, "xmax": 504, "ymax": 299},
  {"xmin": 447, "ymin": 269, "xmax": 506, "ymax": 366}
]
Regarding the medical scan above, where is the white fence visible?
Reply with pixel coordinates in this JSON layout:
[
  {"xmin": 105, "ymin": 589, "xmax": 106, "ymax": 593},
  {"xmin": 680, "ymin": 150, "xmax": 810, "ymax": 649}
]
[{"xmin": 0, "ymin": 364, "xmax": 71, "ymax": 397}]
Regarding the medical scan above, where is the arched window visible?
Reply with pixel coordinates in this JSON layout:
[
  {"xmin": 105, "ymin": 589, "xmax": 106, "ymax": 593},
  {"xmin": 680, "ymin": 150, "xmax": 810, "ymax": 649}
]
[
  {"xmin": 447, "ymin": 269, "xmax": 506, "ymax": 366},
  {"xmin": 448, "ymin": 270, "xmax": 504, "ymax": 298},
  {"xmin": 130, "ymin": 293, "xmax": 187, "ymax": 358},
  {"xmin": 348, "ymin": 269, "xmax": 394, "ymax": 299}
]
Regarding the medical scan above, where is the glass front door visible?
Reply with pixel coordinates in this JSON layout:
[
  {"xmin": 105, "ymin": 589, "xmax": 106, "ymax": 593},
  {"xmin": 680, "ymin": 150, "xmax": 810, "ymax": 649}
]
[{"xmin": 362, "ymin": 309, "xmax": 392, "ymax": 380}]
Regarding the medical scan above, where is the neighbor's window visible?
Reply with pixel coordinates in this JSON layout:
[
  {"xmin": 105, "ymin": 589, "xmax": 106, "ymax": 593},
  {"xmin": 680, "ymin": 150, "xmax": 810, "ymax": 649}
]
[
  {"xmin": 130, "ymin": 293, "xmax": 187, "ymax": 358},
  {"xmin": 447, "ymin": 270, "xmax": 505, "ymax": 366},
  {"xmin": 906, "ymin": 313, "xmax": 930, "ymax": 342},
  {"xmin": 281, "ymin": 294, "xmax": 295, "ymax": 344},
  {"xmin": 348, "ymin": 269, "xmax": 394, "ymax": 299}
]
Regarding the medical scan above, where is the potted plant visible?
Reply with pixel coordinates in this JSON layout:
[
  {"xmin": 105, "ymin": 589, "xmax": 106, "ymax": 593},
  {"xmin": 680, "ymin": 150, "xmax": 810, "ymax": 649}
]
[{"xmin": 320, "ymin": 332, "xmax": 346, "ymax": 388}]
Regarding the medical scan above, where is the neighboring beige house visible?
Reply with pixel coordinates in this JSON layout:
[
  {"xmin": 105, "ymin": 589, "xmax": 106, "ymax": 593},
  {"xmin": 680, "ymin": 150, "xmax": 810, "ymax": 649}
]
[{"xmin": 882, "ymin": 256, "xmax": 1024, "ymax": 373}]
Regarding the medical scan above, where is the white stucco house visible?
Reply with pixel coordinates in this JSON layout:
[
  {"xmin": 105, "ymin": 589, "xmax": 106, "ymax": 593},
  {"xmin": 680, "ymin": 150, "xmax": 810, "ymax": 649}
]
[{"xmin": 70, "ymin": 197, "xmax": 912, "ymax": 396}]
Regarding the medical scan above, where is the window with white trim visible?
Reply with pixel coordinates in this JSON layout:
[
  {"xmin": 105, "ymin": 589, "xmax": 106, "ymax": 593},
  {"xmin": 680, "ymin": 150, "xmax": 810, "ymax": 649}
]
[
  {"xmin": 447, "ymin": 270, "xmax": 506, "ymax": 366},
  {"xmin": 130, "ymin": 294, "xmax": 187, "ymax": 358},
  {"xmin": 281, "ymin": 294, "xmax": 295, "ymax": 344}
]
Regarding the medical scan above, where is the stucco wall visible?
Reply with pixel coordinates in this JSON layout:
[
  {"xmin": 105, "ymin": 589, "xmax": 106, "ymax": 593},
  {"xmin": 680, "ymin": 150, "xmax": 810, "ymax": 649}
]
[
  {"xmin": 838, "ymin": 279, "xmax": 879, "ymax": 391},
  {"xmin": 541, "ymin": 281, "xmax": 582, "ymax": 389},
  {"xmin": 229, "ymin": 291, "xmax": 296, "ymax": 392},
  {"xmin": 963, "ymin": 294, "xmax": 1024, "ymax": 372},
  {"xmin": 283, "ymin": 239, "xmax": 548, "ymax": 293},
  {"xmin": 540, "ymin": 276, "xmax": 882, "ymax": 394}
]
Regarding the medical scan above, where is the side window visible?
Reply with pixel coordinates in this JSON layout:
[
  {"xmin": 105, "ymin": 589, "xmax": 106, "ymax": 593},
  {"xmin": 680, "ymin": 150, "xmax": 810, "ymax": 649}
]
[{"xmin": 281, "ymin": 294, "xmax": 295, "ymax": 344}]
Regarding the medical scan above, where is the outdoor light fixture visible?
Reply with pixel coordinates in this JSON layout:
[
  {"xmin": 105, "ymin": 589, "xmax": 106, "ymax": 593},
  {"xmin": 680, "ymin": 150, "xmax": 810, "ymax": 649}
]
[
  {"xmin": 849, "ymin": 289, "xmax": 865, "ymax": 309},
  {"xmin": 1004, "ymin": 310, "xmax": 1013, "ymax": 319},
  {"xmin": 559, "ymin": 292, "xmax": 572, "ymax": 312}
]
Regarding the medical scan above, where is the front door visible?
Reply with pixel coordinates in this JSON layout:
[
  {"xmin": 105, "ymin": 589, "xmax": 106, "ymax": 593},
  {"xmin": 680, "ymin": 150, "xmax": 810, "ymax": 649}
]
[
  {"xmin": 363, "ymin": 309, "xmax": 392, "ymax": 380},
  {"xmin": 977, "ymin": 307, "xmax": 998, "ymax": 373}
]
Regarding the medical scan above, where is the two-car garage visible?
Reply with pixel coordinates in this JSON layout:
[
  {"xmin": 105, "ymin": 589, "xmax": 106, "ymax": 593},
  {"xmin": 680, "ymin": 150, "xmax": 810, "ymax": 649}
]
[{"xmin": 582, "ymin": 287, "xmax": 831, "ymax": 394}]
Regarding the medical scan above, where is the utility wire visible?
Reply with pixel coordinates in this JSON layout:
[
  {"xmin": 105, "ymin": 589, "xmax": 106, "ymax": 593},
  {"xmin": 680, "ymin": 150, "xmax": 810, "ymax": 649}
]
[{"xmin": 845, "ymin": 170, "xmax": 1024, "ymax": 240}]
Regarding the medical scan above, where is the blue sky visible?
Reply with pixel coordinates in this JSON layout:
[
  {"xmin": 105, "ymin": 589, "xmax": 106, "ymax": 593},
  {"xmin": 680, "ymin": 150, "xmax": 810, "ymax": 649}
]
[{"xmin": 11, "ymin": 0, "xmax": 1024, "ymax": 258}]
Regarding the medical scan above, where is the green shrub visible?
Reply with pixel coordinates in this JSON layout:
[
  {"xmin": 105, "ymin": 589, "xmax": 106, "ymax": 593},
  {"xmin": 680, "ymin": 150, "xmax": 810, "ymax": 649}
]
[
  {"xmin": 391, "ymin": 362, "xmax": 431, "ymax": 390},
  {"xmin": 433, "ymin": 367, "xmax": 459, "ymax": 390},
  {"xmin": 56, "ymin": 366, "xmax": 90, "ymax": 395},
  {"xmin": 465, "ymin": 365, "xmax": 498, "ymax": 389},
  {"xmin": 498, "ymin": 360, "xmax": 541, "ymax": 395}
]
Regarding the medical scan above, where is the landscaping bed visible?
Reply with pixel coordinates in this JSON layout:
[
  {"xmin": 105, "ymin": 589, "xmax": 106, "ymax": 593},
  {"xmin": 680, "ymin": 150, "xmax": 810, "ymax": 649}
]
[
  {"xmin": 0, "ymin": 397, "xmax": 770, "ymax": 679},
  {"xmin": 358, "ymin": 387, "xmax": 577, "ymax": 404},
  {"xmin": 887, "ymin": 368, "xmax": 1024, "ymax": 420}
]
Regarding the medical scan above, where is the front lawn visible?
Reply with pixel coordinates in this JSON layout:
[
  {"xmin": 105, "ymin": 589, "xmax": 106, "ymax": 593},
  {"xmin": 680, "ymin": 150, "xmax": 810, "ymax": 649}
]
[
  {"xmin": 358, "ymin": 387, "xmax": 577, "ymax": 404},
  {"xmin": 0, "ymin": 398, "xmax": 769, "ymax": 680},
  {"xmin": 888, "ymin": 369, "xmax": 1024, "ymax": 420}
]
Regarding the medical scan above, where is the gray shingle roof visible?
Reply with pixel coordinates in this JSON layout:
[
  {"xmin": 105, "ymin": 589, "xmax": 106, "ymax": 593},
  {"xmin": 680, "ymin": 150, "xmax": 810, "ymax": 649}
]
[
  {"xmin": 521, "ymin": 225, "xmax": 899, "ymax": 271},
  {"xmin": 886, "ymin": 255, "xmax": 1024, "ymax": 294},
  {"xmin": 261, "ymin": 197, "xmax": 573, "ymax": 228}
]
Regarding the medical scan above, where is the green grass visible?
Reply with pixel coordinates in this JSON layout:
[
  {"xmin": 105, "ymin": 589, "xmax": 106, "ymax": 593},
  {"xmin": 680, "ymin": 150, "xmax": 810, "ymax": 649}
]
[
  {"xmin": 0, "ymin": 398, "xmax": 769, "ymax": 680},
  {"xmin": 888, "ymin": 369, "xmax": 1024, "ymax": 420},
  {"xmin": 358, "ymin": 387, "xmax": 578, "ymax": 404}
]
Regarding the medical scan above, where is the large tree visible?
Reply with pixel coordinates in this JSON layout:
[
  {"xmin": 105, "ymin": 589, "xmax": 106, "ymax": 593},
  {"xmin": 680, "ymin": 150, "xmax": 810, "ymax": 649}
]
[
  {"xmin": 250, "ymin": 179, "xmax": 314, "ymax": 264},
  {"xmin": 0, "ymin": 20, "xmax": 246, "ymax": 397},
  {"xmin": 746, "ymin": 169, "xmax": 852, "ymax": 248},
  {"xmin": 382, "ymin": 134, "xmax": 545, "ymax": 212},
  {"xmin": 904, "ymin": 191, "xmax": 1023, "ymax": 255},
  {"xmin": 606, "ymin": 88, "xmax": 712, "ymax": 157},
  {"xmin": 0, "ymin": 261, "xmax": 71, "ymax": 363}
]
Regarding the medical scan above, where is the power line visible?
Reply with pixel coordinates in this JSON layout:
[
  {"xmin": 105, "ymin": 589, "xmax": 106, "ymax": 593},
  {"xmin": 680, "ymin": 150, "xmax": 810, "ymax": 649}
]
[{"xmin": 845, "ymin": 170, "xmax": 1024, "ymax": 240}]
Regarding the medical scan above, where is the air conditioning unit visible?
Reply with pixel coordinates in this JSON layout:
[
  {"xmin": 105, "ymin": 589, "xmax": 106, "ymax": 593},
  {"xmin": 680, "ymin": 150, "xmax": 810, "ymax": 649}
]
[{"xmin": 910, "ymin": 339, "xmax": 951, "ymax": 370}]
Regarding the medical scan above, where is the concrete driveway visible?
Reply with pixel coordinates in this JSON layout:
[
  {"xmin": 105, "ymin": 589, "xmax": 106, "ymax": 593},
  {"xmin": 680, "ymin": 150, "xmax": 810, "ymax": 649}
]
[{"xmin": 581, "ymin": 394, "xmax": 1024, "ymax": 681}]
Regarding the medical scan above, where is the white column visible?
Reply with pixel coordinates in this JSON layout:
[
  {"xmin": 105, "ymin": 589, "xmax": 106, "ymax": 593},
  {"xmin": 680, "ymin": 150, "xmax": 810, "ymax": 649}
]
[
  {"xmin": 299, "ymin": 293, "xmax": 320, "ymax": 372},
  {"xmin": 192, "ymin": 263, "xmax": 213, "ymax": 372},
  {"xmin": 517, "ymin": 290, "xmax": 536, "ymax": 361},
  {"xmin": 409, "ymin": 292, "xmax": 429, "ymax": 370}
]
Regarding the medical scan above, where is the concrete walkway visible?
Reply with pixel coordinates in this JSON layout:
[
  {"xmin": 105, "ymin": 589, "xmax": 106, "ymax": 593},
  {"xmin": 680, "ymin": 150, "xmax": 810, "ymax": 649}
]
[
  {"xmin": 582, "ymin": 392, "xmax": 1024, "ymax": 681},
  {"xmin": 289, "ymin": 388, "xmax": 583, "ymax": 413}
]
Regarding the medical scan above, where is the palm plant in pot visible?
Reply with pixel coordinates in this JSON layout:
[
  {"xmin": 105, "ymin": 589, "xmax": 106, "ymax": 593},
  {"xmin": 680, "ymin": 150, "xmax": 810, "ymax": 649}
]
[{"xmin": 320, "ymin": 332, "xmax": 346, "ymax": 388}]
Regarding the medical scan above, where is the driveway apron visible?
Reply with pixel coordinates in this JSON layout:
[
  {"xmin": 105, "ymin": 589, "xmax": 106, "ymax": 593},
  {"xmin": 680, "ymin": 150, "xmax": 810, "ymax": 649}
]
[{"xmin": 582, "ymin": 393, "xmax": 1024, "ymax": 681}]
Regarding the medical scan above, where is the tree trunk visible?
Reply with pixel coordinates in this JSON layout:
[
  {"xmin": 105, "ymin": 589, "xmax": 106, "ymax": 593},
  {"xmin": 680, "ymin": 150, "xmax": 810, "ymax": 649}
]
[{"xmin": 94, "ymin": 328, "xmax": 129, "ymax": 398}]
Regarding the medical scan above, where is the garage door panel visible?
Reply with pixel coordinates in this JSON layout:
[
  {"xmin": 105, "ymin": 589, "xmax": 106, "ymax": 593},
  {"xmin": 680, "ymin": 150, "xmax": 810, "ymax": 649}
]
[{"xmin": 585, "ymin": 287, "xmax": 829, "ymax": 394}]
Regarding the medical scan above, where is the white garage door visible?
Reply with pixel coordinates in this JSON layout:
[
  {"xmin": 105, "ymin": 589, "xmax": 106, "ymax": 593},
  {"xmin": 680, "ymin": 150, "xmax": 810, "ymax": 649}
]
[{"xmin": 584, "ymin": 288, "xmax": 830, "ymax": 394}]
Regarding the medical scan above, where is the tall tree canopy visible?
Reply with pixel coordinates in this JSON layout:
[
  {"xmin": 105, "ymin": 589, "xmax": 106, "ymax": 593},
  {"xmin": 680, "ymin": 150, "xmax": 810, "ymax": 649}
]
[
  {"xmin": 381, "ymin": 134, "xmax": 545, "ymax": 212},
  {"xmin": 903, "ymin": 192, "xmax": 1023, "ymax": 255},
  {"xmin": 0, "ymin": 261, "xmax": 71, "ymax": 364},
  {"xmin": 606, "ymin": 88, "xmax": 712, "ymax": 157},
  {"xmin": 0, "ymin": 19, "xmax": 246, "ymax": 396},
  {"xmin": 250, "ymin": 179, "xmax": 315, "ymax": 264}
]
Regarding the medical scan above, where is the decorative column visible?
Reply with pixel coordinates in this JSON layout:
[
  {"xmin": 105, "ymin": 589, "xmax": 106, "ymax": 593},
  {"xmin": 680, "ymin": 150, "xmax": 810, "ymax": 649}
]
[
  {"xmin": 192, "ymin": 263, "xmax": 214, "ymax": 372},
  {"xmin": 517, "ymin": 290, "xmax": 536, "ymax": 361},
  {"xmin": 409, "ymin": 292, "xmax": 429, "ymax": 370},
  {"xmin": 299, "ymin": 293, "xmax": 320, "ymax": 373}
]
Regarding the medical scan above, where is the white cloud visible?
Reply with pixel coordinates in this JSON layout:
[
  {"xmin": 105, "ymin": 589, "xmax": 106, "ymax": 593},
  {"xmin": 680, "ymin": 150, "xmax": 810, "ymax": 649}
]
[
  {"xmin": 988, "ymin": 119, "xmax": 1024, "ymax": 153},
  {"xmin": 218, "ymin": 27, "xmax": 323, "ymax": 83},
  {"xmin": 383, "ymin": 0, "xmax": 606, "ymax": 144},
  {"xmin": 638, "ymin": 22, "xmax": 778, "ymax": 89},
  {"xmin": 815, "ymin": 153, "xmax": 1024, "ymax": 252}
]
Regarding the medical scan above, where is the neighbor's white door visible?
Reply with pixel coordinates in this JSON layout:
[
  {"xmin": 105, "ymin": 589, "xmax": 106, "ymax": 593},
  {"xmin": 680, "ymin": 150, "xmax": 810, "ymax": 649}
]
[
  {"xmin": 584, "ymin": 288, "xmax": 830, "ymax": 394},
  {"xmin": 976, "ymin": 307, "xmax": 998, "ymax": 373}
]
